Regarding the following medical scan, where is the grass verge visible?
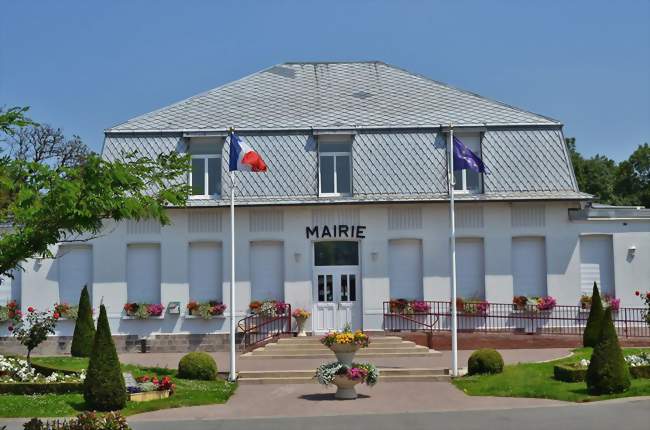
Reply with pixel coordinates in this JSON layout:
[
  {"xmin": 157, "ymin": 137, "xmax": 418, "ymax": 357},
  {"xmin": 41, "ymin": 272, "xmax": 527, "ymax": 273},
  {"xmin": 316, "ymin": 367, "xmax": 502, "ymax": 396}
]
[
  {"xmin": 452, "ymin": 347, "xmax": 650, "ymax": 402},
  {"xmin": 0, "ymin": 356, "xmax": 236, "ymax": 418}
]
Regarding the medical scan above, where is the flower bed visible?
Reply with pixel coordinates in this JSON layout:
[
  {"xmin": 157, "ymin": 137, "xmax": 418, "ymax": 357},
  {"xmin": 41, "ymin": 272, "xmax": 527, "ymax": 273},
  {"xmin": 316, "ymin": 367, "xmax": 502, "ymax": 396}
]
[
  {"xmin": 53, "ymin": 302, "xmax": 79, "ymax": 320},
  {"xmin": 315, "ymin": 361, "xmax": 379, "ymax": 386},
  {"xmin": 0, "ymin": 355, "xmax": 85, "ymax": 394},
  {"xmin": 186, "ymin": 301, "xmax": 226, "ymax": 319},
  {"xmin": 388, "ymin": 298, "xmax": 431, "ymax": 314},
  {"xmin": 123, "ymin": 303, "xmax": 165, "ymax": 319},
  {"xmin": 248, "ymin": 299, "xmax": 288, "ymax": 316},
  {"xmin": 125, "ymin": 373, "xmax": 176, "ymax": 401},
  {"xmin": 0, "ymin": 300, "xmax": 21, "ymax": 323}
]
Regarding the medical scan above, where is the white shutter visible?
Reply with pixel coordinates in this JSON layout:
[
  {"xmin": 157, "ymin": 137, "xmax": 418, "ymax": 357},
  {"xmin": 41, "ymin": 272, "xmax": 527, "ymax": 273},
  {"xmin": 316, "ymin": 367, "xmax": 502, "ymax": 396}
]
[
  {"xmin": 250, "ymin": 242, "xmax": 284, "ymax": 301},
  {"xmin": 126, "ymin": 244, "xmax": 161, "ymax": 303},
  {"xmin": 580, "ymin": 235, "xmax": 615, "ymax": 296},
  {"xmin": 58, "ymin": 246, "xmax": 92, "ymax": 304},
  {"xmin": 512, "ymin": 237, "xmax": 547, "ymax": 297},
  {"xmin": 189, "ymin": 242, "xmax": 223, "ymax": 302},
  {"xmin": 388, "ymin": 239, "xmax": 423, "ymax": 300},
  {"xmin": 456, "ymin": 238, "xmax": 485, "ymax": 299}
]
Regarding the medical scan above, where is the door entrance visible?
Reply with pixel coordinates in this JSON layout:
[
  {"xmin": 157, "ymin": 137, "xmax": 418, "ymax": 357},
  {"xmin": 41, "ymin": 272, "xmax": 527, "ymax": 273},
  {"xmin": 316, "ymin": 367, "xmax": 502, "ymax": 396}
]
[{"xmin": 312, "ymin": 241, "xmax": 361, "ymax": 333}]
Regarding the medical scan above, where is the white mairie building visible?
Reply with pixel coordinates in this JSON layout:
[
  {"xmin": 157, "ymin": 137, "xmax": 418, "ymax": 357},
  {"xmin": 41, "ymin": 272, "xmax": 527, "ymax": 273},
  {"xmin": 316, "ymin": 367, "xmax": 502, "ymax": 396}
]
[{"xmin": 1, "ymin": 62, "xmax": 648, "ymax": 351}]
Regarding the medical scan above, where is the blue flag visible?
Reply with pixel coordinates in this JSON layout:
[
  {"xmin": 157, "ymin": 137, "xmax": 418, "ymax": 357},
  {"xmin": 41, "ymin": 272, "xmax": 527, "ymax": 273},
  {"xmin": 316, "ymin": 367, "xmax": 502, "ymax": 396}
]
[{"xmin": 453, "ymin": 136, "xmax": 485, "ymax": 173}]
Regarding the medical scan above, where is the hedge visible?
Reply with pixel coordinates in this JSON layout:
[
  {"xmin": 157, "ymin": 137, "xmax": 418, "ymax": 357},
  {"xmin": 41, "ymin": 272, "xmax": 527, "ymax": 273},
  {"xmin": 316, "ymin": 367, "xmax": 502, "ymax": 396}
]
[
  {"xmin": 553, "ymin": 364, "xmax": 587, "ymax": 382},
  {"xmin": 0, "ymin": 382, "xmax": 83, "ymax": 395},
  {"xmin": 30, "ymin": 363, "xmax": 80, "ymax": 377},
  {"xmin": 630, "ymin": 365, "xmax": 650, "ymax": 379}
]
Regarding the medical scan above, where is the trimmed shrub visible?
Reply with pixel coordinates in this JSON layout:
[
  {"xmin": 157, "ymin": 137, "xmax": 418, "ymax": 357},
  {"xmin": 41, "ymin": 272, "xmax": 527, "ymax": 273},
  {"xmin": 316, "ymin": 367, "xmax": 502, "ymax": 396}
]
[
  {"xmin": 71, "ymin": 286, "xmax": 96, "ymax": 357},
  {"xmin": 84, "ymin": 305, "xmax": 126, "ymax": 411},
  {"xmin": 0, "ymin": 382, "xmax": 83, "ymax": 395},
  {"xmin": 583, "ymin": 282, "xmax": 604, "ymax": 347},
  {"xmin": 630, "ymin": 365, "xmax": 650, "ymax": 379},
  {"xmin": 178, "ymin": 352, "xmax": 218, "ymax": 380},
  {"xmin": 586, "ymin": 307, "xmax": 631, "ymax": 394},
  {"xmin": 553, "ymin": 364, "xmax": 587, "ymax": 382},
  {"xmin": 468, "ymin": 349, "xmax": 504, "ymax": 375}
]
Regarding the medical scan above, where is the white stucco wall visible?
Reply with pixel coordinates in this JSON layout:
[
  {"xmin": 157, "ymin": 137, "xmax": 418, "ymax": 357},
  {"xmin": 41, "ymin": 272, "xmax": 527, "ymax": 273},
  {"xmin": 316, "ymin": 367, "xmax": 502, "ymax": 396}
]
[{"xmin": 8, "ymin": 201, "xmax": 650, "ymax": 336}]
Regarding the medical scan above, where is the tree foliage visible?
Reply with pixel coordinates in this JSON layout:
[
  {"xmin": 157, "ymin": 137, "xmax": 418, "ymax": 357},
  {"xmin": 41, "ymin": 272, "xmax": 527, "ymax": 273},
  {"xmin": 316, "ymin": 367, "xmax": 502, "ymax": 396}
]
[
  {"xmin": 567, "ymin": 138, "xmax": 650, "ymax": 207},
  {"xmin": 0, "ymin": 106, "xmax": 34, "ymax": 135},
  {"xmin": 0, "ymin": 106, "xmax": 190, "ymax": 278}
]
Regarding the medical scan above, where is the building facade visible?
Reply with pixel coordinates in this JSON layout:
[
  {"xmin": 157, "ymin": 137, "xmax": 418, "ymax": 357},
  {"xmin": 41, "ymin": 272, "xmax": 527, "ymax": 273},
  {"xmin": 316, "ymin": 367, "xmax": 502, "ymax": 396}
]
[{"xmin": 1, "ymin": 62, "xmax": 649, "ymax": 342}]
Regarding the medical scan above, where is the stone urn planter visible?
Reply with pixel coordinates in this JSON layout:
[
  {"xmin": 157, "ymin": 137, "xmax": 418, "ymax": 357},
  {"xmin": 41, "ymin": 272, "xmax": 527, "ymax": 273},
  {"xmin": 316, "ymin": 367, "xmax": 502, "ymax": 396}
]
[
  {"xmin": 332, "ymin": 374, "xmax": 361, "ymax": 399},
  {"xmin": 329, "ymin": 343, "xmax": 360, "ymax": 366},
  {"xmin": 295, "ymin": 316, "xmax": 308, "ymax": 337}
]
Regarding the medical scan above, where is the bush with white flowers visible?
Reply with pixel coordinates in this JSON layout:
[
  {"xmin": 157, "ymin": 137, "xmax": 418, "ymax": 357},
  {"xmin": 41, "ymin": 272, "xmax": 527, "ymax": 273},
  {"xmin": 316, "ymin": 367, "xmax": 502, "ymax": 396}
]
[{"xmin": 0, "ymin": 355, "xmax": 85, "ymax": 383}]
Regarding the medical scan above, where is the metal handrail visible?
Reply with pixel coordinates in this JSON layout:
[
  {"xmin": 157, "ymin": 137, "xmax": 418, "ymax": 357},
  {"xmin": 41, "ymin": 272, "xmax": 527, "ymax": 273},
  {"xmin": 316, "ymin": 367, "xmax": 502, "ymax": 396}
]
[
  {"xmin": 383, "ymin": 301, "xmax": 650, "ymax": 337},
  {"xmin": 237, "ymin": 304, "xmax": 292, "ymax": 351}
]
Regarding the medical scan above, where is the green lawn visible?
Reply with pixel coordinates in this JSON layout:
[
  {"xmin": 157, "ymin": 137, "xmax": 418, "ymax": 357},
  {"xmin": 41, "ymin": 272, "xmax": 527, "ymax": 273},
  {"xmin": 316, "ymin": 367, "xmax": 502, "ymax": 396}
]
[
  {"xmin": 0, "ymin": 357, "xmax": 236, "ymax": 418},
  {"xmin": 453, "ymin": 347, "xmax": 650, "ymax": 402}
]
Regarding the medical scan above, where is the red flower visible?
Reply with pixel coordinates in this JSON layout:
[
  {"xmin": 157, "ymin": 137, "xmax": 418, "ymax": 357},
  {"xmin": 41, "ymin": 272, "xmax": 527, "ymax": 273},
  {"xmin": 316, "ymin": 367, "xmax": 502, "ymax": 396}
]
[
  {"xmin": 27, "ymin": 306, "xmax": 34, "ymax": 312},
  {"xmin": 636, "ymin": 291, "xmax": 641, "ymax": 296},
  {"xmin": 53, "ymin": 312, "xmax": 60, "ymax": 319}
]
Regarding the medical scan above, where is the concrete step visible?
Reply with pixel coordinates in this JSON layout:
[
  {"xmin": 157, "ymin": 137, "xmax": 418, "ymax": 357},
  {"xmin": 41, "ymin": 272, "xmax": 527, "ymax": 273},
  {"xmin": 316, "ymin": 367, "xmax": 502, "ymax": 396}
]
[
  {"xmin": 264, "ymin": 341, "xmax": 418, "ymax": 350},
  {"xmin": 243, "ymin": 350, "xmax": 437, "ymax": 358},
  {"xmin": 251, "ymin": 346, "xmax": 429, "ymax": 355},
  {"xmin": 237, "ymin": 368, "xmax": 451, "ymax": 384},
  {"xmin": 276, "ymin": 336, "xmax": 404, "ymax": 344}
]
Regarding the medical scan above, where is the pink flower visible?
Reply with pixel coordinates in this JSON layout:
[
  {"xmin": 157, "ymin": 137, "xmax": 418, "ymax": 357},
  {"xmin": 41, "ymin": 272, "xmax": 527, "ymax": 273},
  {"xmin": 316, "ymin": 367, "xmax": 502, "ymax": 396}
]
[
  {"xmin": 53, "ymin": 312, "xmax": 60, "ymax": 319},
  {"xmin": 27, "ymin": 306, "xmax": 34, "ymax": 313}
]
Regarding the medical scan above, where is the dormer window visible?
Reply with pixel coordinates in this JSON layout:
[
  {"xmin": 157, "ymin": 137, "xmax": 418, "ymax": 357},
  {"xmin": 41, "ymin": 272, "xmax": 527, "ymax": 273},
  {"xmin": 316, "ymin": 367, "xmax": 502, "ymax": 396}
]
[
  {"xmin": 453, "ymin": 133, "xmax": 483, "ymax": 193},
  {"xmin": 188, "ymin": 139, "xmax": 222, "ymax": 198},
  {"xmin": 318, "ymin": 140, "xmax": 352, "ymax": 196}
]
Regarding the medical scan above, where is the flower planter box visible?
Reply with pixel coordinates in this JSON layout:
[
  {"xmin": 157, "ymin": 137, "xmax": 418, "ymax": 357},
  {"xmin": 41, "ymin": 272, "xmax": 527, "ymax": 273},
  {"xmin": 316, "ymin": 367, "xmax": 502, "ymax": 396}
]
[
  {"xmin": 121, "ymin": 315, "xmax": 165, "ymax": 320},
  {"xmin": 183, "ymin": 314, "xmax": 226, "ymax": 320},
  {"xmin": 128, "ymin": 389, "xmax": 171, "ymax": 402}
]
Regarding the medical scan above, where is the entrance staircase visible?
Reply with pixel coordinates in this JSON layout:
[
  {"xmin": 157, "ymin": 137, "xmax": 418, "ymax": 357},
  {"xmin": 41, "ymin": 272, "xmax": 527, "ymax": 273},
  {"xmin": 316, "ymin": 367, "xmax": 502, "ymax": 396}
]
[
  {"xmin": 242, "ymin": 335, "xmax": 436, "ymax": 359},
  {"xmin": 238, "ymin": 335, "xmax": 449, "ymax": 384}
]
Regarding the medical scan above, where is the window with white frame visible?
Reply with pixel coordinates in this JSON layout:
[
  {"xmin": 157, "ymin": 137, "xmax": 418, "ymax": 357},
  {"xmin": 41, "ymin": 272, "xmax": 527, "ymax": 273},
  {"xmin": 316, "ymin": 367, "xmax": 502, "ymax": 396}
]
[
  {"xmin": 318, "ymin": 141, "xmax": 352, "ymax": 196},
  {"xmin": 188, "ymin": 139, "xmax": 222, "ymax": 198},
  {"xmin": 453, "ymin": 133, "xmax": 483, "ymax": 193}
]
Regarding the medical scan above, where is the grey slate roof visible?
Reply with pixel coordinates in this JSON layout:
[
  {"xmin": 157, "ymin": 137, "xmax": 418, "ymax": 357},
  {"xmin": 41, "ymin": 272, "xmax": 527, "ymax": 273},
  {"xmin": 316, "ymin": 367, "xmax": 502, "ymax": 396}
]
[
  {"xmin": 103, "ymin": 128, "xmax": 590, "ymax": 205},
  {"xmin": 107, "ymin": 62, "xmax": 559, "ymax": 132}
]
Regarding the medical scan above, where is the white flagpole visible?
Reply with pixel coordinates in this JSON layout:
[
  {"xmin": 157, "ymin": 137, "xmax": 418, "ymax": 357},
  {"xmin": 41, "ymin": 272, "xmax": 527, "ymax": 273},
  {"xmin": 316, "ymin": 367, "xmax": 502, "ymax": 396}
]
[
  {"xmin": 448, "ymin": 125, "xmax": 459, "ymax": 377},
  {"xmin": 228, "ymin": 167, "xmax": 237, "ymax": 382}
]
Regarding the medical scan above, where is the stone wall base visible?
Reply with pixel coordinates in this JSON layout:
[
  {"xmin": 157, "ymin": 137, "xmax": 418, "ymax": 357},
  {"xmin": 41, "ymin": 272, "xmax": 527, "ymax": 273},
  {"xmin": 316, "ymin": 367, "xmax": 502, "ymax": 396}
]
[
  {"xmin": 397, "ymin": 331, "xmax": 650, "ymax": 350},
  {"xmin": 0, "ymin": 334, "xmax": 233, "ymax": 356}
]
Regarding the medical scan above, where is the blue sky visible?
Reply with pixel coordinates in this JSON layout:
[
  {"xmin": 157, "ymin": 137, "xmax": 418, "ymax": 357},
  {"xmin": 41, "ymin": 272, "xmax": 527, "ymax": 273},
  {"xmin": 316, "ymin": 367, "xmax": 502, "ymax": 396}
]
[{"xmin": 1, "ymin": 0, "xmax": 648, "ymax": 161}]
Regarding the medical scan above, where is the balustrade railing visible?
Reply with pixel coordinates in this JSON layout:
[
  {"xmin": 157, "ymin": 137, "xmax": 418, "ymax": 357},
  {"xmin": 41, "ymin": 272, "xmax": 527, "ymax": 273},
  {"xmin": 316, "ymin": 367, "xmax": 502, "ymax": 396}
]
[
  {"xmin": 237, "ymin": 304, "xmax": 292, "ymax": 351},
  {"xmin": 383, "ymin": 301, "xmax": 649, "ymax": 338}
]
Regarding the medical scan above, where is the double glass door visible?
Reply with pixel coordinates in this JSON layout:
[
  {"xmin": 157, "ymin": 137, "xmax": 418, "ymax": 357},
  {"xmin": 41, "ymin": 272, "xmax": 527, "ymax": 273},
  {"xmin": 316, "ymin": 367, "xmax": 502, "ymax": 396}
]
[{"xmin": 313, "ymin": 266, "xmax": 361, "ymax": 333}]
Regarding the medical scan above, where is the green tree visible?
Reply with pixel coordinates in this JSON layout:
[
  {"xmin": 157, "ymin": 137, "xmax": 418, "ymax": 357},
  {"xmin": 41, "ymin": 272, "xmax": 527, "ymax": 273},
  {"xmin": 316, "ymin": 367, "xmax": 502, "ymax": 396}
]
[
  {"xmin": 0, "ymin": 106, "xmax": 34, "ymax": 135},
  {"xmin": 84, "ymin": 304, "xmax": 126, "ymax": 411},
  {"xmin": 0, "ymin": 108, "xmax": 189, "ymax": 278},
  {"xmin": 71, "ymin": 286, "xmax": 95, "ymax": 357},
  {"xmin": 583, "ymin": 282, "xmax": 604, "ymax": 347},
  {"xmin": 614, "ymin": 143, "xmax": 650, "ymax": 207},
  {"xmin": 586, "ymin": 307, "xmax": 631, "ymax": 394}
]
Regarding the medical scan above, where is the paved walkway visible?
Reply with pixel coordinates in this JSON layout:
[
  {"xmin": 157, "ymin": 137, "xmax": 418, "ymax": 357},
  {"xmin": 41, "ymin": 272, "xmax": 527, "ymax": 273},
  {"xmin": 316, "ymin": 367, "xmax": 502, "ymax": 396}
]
[
  {"xmin": 128, "ymin": 381, "xmax": 564, "ymax": 422},
  {"xmin": 119, "ymin": 348, "xmax": 572, "ymax": 371}
]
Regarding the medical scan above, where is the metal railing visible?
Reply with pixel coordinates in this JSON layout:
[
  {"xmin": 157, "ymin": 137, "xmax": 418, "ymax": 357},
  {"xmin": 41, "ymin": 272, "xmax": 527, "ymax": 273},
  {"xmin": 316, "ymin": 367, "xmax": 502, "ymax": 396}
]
[
  {"xmin": 237, "ymin": 304, "xmax": 292, "ymax": 351},
  {"xmin": 383, "ymin": 301, "xmax": 650, "ymax": 338}
]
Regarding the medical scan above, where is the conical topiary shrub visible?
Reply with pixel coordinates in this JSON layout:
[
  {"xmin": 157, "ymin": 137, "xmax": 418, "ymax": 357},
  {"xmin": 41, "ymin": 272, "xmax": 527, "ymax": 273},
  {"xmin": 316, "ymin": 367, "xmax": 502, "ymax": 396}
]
[
  {"xmin": 84, "ymin": 304, "xmax": 126, "ymax": 411},
  {"xmin": 586, "ymin": 307, "xmax": 631, "ymax": 395},
  {"xmin": 71, "ymin": 286, "xmax": 95, "ymax": 357},
  {"xmin": 583, "ymin": 282, "xmax": 604, "ymax": 347}
]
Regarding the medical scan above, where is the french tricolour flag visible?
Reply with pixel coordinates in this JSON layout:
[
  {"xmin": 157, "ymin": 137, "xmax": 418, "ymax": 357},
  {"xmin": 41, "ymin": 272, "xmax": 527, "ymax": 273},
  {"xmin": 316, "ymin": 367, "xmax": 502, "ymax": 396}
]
[{"xmin": 228, "ymin": 132, "xmax": 267, "ymax": 172}]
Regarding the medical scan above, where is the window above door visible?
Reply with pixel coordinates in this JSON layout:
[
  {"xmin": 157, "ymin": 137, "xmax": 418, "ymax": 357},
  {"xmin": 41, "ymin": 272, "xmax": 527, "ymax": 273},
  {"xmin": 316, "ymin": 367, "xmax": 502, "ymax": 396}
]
[
  {"xmin": 314, "ymin": 241, "xmax": 359, "ymax": 266},
  {"xmin": 318, "ymin": 139, "xmax": 352, "ymax": 197}
]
